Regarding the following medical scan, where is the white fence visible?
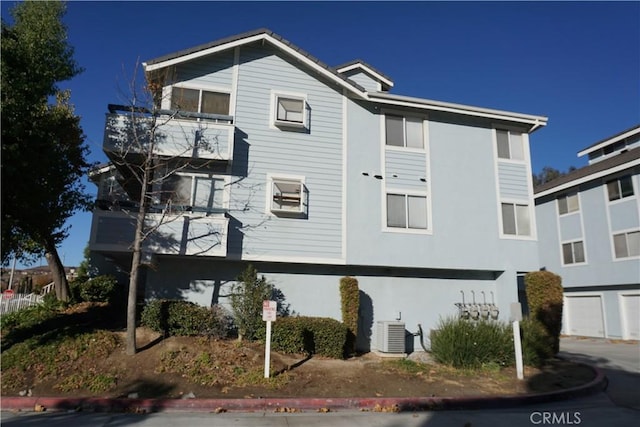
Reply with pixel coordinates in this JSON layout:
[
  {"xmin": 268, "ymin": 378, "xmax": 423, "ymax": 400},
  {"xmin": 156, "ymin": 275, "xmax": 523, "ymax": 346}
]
[{"xmin": 0, "ymin": 282, "xmax": 54, "ymax": 316}]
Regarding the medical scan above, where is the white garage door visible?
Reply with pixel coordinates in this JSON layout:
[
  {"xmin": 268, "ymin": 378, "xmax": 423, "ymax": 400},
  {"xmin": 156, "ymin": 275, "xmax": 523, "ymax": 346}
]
[
  {"xmin": 565, "ymin": 295, "xmax": 605, "ymax": 338},
  {"xmin": 621, "ymin": 294, "xmax": 640, "ymax": 340}
]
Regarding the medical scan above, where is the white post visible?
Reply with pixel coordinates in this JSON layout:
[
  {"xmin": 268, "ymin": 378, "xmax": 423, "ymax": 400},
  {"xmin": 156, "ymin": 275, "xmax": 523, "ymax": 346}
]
[
  {"xmin": 264, "ymin": 320, "xmax": 272, "ymax": 378},
  {"xmin": 513, "ymin": 320, "xmax": 524, "ymax": 380}
]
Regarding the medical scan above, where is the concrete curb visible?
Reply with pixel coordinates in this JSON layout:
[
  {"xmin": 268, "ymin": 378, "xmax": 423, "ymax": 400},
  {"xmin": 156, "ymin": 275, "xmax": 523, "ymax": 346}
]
[{"xmin": 0, "ymin": 363, "xmax": 607, "ymax": 414}]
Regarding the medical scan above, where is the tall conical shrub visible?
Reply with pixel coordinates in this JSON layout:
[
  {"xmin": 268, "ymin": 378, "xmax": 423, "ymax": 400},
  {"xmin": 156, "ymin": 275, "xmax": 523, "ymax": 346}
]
[
  {"xmin": 525, "ymin": 270, "xmax": 563, "ymax": 354},
  {"xmin": 340, "ymin": 276, "xmax": 359, "ymax": 355}
]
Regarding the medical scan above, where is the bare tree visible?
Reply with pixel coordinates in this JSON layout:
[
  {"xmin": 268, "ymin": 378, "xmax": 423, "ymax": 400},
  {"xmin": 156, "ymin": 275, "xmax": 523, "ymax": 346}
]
[{"xmin": 105, "ymin": 64, "xmax": 238, "ymax": 354}]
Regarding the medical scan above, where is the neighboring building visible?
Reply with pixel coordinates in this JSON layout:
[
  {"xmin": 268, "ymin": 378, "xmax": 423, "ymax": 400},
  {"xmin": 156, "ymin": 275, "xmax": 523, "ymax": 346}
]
[
  {"xmin": 88, "ymin": 29, "xmax": 548, "ymax": 352},
  {"xmin": 534, "ymin": 125, "xmax": 640, "ymax": 340}
]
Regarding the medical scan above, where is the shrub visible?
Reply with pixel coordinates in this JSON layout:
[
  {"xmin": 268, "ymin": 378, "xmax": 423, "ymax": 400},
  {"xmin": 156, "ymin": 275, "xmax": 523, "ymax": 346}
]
[
  {"xmin": 78, "ymin": 275, "xmax": 118, "ymax": 303},
  {"xmin": 272, "ymin": 316, "xmax": 348, "ymax": 359},
  {"xmin": 339, "ymin": 276, "xmax": 359, "ymax": 356},
  {"xmin": 525, "ymin": 271, "xmax": 563, "ymax": 354},
  {"xmin": 520, "ymin": 318, "xmax": 554, "ymax": 367},
  {"xmin": 141, "ymin": 300, "xmax": 222, "ymax": 337},
  {"xmin": 229, "ymin": 265, "xmax": 273, "ymax": 341},
  {"xmin": 430, "ymin": 317, "xmax": 513, "ymax": 369}
]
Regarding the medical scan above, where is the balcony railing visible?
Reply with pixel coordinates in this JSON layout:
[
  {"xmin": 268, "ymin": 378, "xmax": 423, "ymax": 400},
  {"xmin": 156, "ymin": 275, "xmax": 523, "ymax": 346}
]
[
  {"xmin": 90, "ymin": 210, "xmax": 229, "ymax": 258},
  {"xmin": 103, "ymin": 107, "xmax": 234, "ymax": 162}
]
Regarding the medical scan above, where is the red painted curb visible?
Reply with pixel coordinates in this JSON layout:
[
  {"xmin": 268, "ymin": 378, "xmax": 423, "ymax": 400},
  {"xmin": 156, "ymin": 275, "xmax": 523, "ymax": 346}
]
[{"xmin": 0, "ymin": 364, "xmax": 606, "ymax": 414}]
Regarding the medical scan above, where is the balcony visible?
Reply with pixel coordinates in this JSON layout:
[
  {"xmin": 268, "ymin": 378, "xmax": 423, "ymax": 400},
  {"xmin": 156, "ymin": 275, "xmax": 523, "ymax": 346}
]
[
  {"xmin": 90, "ymin": 209, "xmax": 229, "ymax": 258},
  {"xmin": 103, "ymin": 108, "xmax": 234, "ymax": 162}
]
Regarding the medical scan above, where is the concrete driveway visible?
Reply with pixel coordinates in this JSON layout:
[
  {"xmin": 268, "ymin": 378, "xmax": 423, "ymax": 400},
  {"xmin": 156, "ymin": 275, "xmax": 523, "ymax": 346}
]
[{"xmin": 559, "ymin": 336, "xmax": 640, "ymax": 409}]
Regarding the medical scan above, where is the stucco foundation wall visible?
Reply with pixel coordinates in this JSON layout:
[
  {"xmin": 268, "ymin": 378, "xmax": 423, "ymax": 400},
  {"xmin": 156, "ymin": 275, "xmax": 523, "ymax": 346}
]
[{"xmin": 144, "ymin": 258, "xmax": 525, "ymax": 352}]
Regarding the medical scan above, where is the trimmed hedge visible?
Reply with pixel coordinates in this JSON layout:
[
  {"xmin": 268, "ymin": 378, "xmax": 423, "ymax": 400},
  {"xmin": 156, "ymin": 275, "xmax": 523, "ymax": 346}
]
[
  {"xmin": 339, "ymin": 276, "xmax": 359, "ymax": 356},
  {"xmin": 520, "ymin": 317, "xmax": 554, "ymax": 367},
  {"xmin": 141, "ymin": 300, "xmax": 226, "ymax": 337},
  {"xmin": 272, "ymin": 316, "xmax": 348, "ymax": 359},
  {"xmin": 525, "ymin": 271, "xmax": 563, "ymax": 354},
  {"xmin": 77, "ymin": 275, "xmax": 118, "ymax": 303}
]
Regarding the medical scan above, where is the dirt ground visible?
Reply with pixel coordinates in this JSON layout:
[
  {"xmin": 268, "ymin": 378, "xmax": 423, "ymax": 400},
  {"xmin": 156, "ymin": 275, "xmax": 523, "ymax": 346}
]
[{"xmin": 3, "ymin": 326, "xmax": 596, "ymax": 400}]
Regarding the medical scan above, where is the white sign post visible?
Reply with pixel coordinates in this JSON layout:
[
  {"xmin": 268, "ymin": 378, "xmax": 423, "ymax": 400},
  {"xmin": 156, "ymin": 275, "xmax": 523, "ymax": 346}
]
[
  {"xmin": 510, "ymin": 302, "xmax": 524, "ymax": 380},
  {"xmin": 262, "ymin": 300, "xmax": 277, "ymax": 378}
]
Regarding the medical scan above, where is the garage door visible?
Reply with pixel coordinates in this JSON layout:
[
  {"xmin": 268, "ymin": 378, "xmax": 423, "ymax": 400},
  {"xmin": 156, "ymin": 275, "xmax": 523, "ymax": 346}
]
[
  {"xmin": 565, "ymin": 295, "xmax": 605, "ymax": 338},
  {"xmin": 621, "ymin": 294, "xmax": 640, "ymax": 340}
]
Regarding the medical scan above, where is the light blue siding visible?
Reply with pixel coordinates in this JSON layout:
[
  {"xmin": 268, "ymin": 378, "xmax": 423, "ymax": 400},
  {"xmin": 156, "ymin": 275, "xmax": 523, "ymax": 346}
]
[
  {"xmin": 559, "ymin": 214, "xmax": 583, "ymax": 241},
  {"xmin": 340, "ymin": 69, "xmax": 380, "ymax": 92},
  {"xmin": 385, "ymin": 150, "xmax": 427, "ymax": 191},
  {"xmin": 498, "ymin": 162, "xmax": 529, "ymax": 199},
  {"xmin": 609, "ymin": 199, "xmax": 640, "ymax": 231},
  {"xmin": 229, "ymin": 44, "xmax": 344, "ymax": 260},
  {"xmin": 173, "ymin": 50, "xmax": 235, "ymax": 89}
]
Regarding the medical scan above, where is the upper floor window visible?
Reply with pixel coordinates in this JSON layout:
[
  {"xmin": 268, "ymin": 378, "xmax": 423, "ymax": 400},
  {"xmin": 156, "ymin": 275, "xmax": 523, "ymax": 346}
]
[
  {"xmin": 267, "ymin": 175, "xmax": 307, "ymax": 217},
  {"xmin": 613, "ymin": 230, "xmax": 640, "ymax": 258},
  {"xmin": 171, "ymin": 87, "xmax": 230, "ymax": 118},
  {"xmin": 558, "ymin": 193, "xmax": 580, "ymax": 215},
  {"xmin": 496, "ymin": 129, "xmax": 524, "ymax": 161},
  {"xmin": 272, "ymin": 93, "xmax": 308, "ymax": 129},
  {"xmin": 387, "ymin": 193, "xmax": 428, "ymax": 229},
  {"xmin": 385, "ymin": 115, "xmax": 424, "ymax": 149},
  {"xmin": 160, "ymin": 174, "xmax": 225, "ymax": 213},
  {"xmin": 501, "ymin": 202, "xmax": 531, "ymax": 236},
  {"xmin": 562, "ymin": 240, "xmax": 585, "ymax": 265},
  {"xmin": 607, "ymin": 176, "xmax": 634, "ymax": 201}
]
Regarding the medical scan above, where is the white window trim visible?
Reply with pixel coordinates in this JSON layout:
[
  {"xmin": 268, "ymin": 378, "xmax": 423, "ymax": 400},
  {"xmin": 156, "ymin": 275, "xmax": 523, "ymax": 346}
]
[
  {"xmin": 265, "ymin": 173, "xmax": 307, "ymax": 216},
  {"xmin": 382, "ymin": 109, "xmax": 428, "ymax": 151},
  {"xmin": 557, "ymin": 193, "xmax": 581, "ymax": 216},
  {"xmin": 498, "ymin": 199, "xmax": 536, "ymax": 240},
  {"xmin": 157, "ymin": 171, "xmax": 230, "ymax": 216},
  {"xmin": 606, "ymin": 175, "xmax": 637, "ymax": 205},
  {"xmin": 382, "ymin": 189, "xmax": 432, "ymax": 234},
  {"xmin": 163, "ymin": 83, "xmax": 232, "ymax": 116},
  {"xmin": 560, "ymin": 239, "xmax": 587, "ymax": 266},
  {"xmin": 611, "ymin": 228, "xmax": 640, "ymax": 261},
  {"xmin": 493, "ymin": 127, "xmax": 527, "ymax": 164},
  {"xmin": 270, "ymin": 90, "xmax": 309, "ymax": 129}
]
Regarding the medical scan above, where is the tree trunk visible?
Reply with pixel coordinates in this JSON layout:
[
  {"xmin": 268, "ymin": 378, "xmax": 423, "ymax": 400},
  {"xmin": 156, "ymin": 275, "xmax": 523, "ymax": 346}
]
[
  {"xmin": 125, "ymin": 245, "xmax": 142, "ymax": 355},
  {"xmin": 44, "ymin": 241, "xmax": 69, "ymax": 301}
]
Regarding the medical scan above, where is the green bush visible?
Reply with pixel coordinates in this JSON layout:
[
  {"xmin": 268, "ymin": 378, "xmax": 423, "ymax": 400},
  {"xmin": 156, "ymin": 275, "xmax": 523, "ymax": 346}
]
[
  {"xmin": 141, "ymin": 300, "xmax": 224, "ymax": 337},
  {"xmin": 525, "ymin": 271, "xmax": 563, "ymax": 354},
  {"xmin": 78, "ymin": 275, "xmax": 118, "ymax": 303},
  {"xmin": 430, "ymin": 317, "xmax": 513, "ymax": 369},
  {"xmin": 229, "ymin": 265, "xmax": 273, "ymax": 341},
  {"xmin": 272, "ymin": 316, "xmax": 348, "ymax": 359},
  {"xmin": 339, "ymin": 276, "xmax": 359, "ymax": 355},
  {"xmin": 520, "ymin": 317, "xmax": 554, "ymax": 367}
]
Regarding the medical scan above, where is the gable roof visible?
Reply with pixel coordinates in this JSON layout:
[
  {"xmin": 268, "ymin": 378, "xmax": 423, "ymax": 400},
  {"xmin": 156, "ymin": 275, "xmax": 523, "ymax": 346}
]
[
  {"xmin": 534, "ymin": 146, "xmax": 640, "ymax": 197},
  {"xmin": 143, "ymin": 28, "xmax": 548, "ymax": 132},
  {"xmin": 334, "ymin": 59, "xmax": 394, "ymax": 90},
  {"xmin": 577, "ymin": 124, "xmax": 640, "ymax": 158}
]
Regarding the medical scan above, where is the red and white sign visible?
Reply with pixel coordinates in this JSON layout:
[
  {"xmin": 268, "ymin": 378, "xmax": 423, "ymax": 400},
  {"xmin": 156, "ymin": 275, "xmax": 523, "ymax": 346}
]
[
  {"xmin": 3, "ymin": 289, "xmax": 14, "ymax": 299},
  {"xmin": 262, "ymin": 300, "xmax": 277, "ymax": 322}
]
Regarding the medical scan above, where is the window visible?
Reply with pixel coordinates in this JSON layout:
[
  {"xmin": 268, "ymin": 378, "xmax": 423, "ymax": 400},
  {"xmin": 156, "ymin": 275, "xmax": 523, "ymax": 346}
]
[
  {"xmin": 613, "ymin": 230, "xmax": 640, "ymax": 258},
  {"xmin": 385, "ymin": 115, "xmax": 424, "ymax": 148},
  {"xmin": 501, "ymin": 203, "xmax": 531, "ymax": 236},
  {"xmin": 269, "ymin": 177, "xmax": 306, "ymax": 215},
  {"xmin": 607, "ymin": 176, "xmax": 634, "ymax": 201},
  {"xmin": 558, "ymin": 193, "xmax": 580, "ymax": 215},
  {"xmin": 160, "ymin": 174, "xmax": 225, "ymax": 213},
  {"xmin": 273, "ymin": 94, "xmax": 308, "ymax": 128},
  {"xmin": 496, "ymin": 129, "xmax": 524, "ymax": 160},
  {"xmin": 171, "ymin": 87, "xmax": 230, "ymax": 118},
  {"xmin": 387, "ymin": 193, "xmax": 428, "ymax": 229},
  {"xmin": 562, "ymin": 241, "xmax": 585, "ymax": 264}
]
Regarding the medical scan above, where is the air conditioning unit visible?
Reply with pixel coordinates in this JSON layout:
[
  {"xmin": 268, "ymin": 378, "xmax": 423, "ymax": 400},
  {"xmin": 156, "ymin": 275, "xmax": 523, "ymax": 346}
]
[{"xmin": 376, "ymin": 321, "xmax": 405, "ymax": 354}]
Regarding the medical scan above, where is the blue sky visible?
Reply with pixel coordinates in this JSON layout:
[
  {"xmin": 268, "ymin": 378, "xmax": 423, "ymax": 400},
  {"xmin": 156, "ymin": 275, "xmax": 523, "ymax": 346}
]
[{"xmin": 3, "ymin": 1, "xmax": 639, "ymax": 268}]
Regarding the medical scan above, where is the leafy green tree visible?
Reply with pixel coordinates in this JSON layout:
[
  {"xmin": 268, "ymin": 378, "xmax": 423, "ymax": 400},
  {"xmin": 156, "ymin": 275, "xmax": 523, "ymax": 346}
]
[
  {"xmin": 1, "ymin": 1, "xmax": 91, "ymax": 301},
  {"xmin": 230, "ymin": 265, "xmax": 274, "ymax": 341},
  {"xmin": 532, "ymin": 166, "xmax": 577, "ymax": 187}
]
